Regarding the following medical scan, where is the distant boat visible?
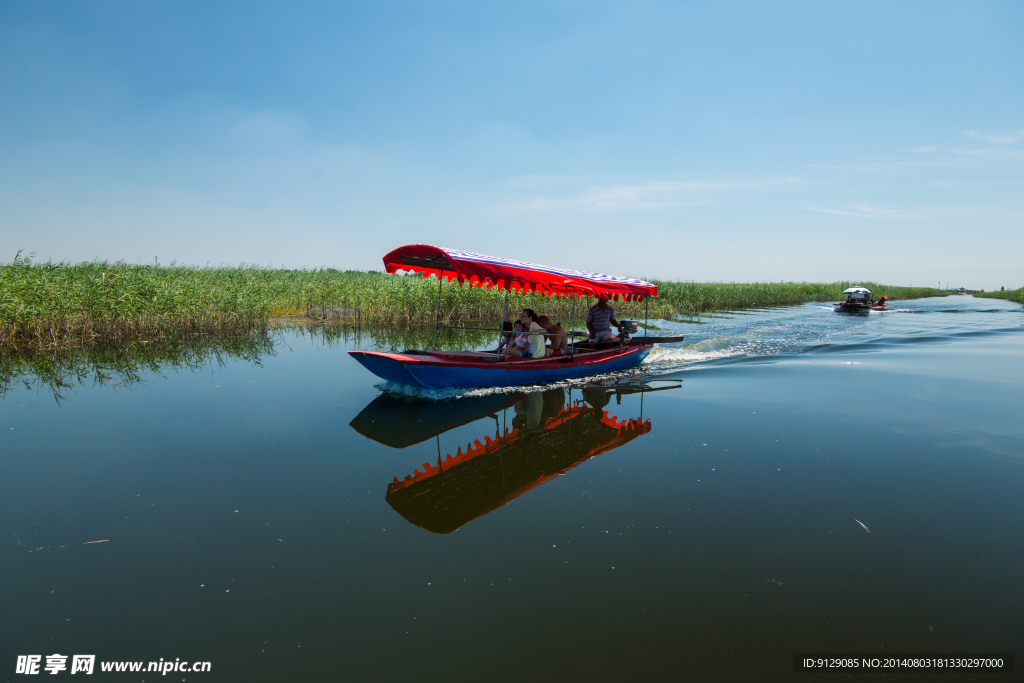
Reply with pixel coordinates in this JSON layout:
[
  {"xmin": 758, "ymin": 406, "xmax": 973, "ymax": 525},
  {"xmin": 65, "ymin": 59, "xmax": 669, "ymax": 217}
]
[{"xmin": 834, "ymin": 287, "xmax": 888, "ymax": 314}]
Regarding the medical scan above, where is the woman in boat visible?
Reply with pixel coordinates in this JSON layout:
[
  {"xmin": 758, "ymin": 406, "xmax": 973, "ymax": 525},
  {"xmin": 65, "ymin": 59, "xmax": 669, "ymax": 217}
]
[{"xmin": 520, "ymin": 309, "xmax": 548, "ymax": 358}]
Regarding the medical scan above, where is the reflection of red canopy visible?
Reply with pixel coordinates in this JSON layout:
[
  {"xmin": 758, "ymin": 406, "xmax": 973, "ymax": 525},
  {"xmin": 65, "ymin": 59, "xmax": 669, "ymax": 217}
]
[
  {"xmin": 385, "ymin": 400, "xmax": 650, "ymax": 534},
  {"xmin": 382, "ymin": 244, "xmax": 658, "ymax": 301},
  {"xmin": 389, "ymin": 407, "xmax": 649, "ymax": 493}
]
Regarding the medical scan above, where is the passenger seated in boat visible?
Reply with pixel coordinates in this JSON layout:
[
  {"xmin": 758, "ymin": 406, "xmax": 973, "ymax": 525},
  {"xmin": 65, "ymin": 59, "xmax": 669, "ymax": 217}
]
[
  {"xmin": 501, "ymin": 321, "xmax": 540, "ymax": 360},
  {"xmin": 520, "ymin": 308, "xmax": 548, "ymax": 358},
  {"xmin": 493, "ymin": 321, "xmax": 514, "ymax": 353},
  {"xmin": 586, "ymin": 298, "xmax": 622, "ymax": 346},
  {"xmin": 501, "ymin": 321, "xmax": 531, "ymax": 358},
  {"xmin": 537, "ymin": 316, "xmax": 568, "ymax": 356},
  {"xmin": 513, "ymin": 322, "xmax": 531, "ymax": 354}
]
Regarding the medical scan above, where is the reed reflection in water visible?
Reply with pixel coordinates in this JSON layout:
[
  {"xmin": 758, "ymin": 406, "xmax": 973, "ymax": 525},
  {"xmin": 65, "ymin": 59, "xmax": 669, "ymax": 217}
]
[
  {"xmin": 0, "ymin": 323, "xmax": 497, "ymax": 402},
  {"xmin": 0, "ymin": 333, "xmax": 276, "ymax": 402}
]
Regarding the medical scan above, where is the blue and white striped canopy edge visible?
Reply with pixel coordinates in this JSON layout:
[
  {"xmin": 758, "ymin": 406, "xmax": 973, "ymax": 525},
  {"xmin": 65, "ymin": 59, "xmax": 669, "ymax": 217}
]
[{"xmin": 442, "ymin": 248, "xmax": 655, "ymax": 288}]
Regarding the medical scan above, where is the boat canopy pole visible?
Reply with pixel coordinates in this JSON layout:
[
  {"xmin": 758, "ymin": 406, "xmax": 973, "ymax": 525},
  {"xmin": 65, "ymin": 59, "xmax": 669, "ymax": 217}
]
[
  {"xmin": 566, "ymin": 388, "xmax": 573, "ymax": 447},
  {"xmin": 569, "ymin": 288, "xmax": 577, "ymax": 361},
  {"xmin": 432, "ymin": 273, "xmax": 444, "ymax": 350},
  {"xmin": 494, "ymin": 288, "xmax": 509, "ymax": 361},
  {"xmin": 644, "ymin": 296, "xmax": 649, "ymax": 341}
]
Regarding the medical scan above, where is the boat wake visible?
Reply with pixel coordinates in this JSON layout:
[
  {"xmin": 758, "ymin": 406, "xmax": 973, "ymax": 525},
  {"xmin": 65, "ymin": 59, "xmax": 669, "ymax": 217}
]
[
  {"xmin": 639, "ymin": 299, "xmax": 1024, "ymax": 376},
  {"xmin": 643, "ymin": 342, "xmax": 742, "ymax": 369}
]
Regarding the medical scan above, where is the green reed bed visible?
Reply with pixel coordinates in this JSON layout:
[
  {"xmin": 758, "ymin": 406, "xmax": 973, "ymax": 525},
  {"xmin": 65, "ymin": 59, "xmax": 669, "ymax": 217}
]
[
  {"xmin": 974, "ymin": 288, "xmax": 1024, "ymax": 305},
  {"xmin": 1, "ymin": 253, "xmax": 948, "ymax": 351}
]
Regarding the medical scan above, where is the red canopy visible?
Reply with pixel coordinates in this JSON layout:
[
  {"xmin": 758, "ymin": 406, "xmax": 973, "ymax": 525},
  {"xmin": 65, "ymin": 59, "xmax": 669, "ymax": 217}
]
[{"xmin": 382, "ymin": 244, "xmax": 657, "ymax": 301}]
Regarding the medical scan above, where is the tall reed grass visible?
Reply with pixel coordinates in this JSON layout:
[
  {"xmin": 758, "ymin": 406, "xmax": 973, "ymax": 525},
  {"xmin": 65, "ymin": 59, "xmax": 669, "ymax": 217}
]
[
  {"xmin": 1, "ymin": 253, "xmax": 948, "ymax": 351},
  {"xmin": 974, "ymin": 288, "xmax": 1024, "ymax": 305}
]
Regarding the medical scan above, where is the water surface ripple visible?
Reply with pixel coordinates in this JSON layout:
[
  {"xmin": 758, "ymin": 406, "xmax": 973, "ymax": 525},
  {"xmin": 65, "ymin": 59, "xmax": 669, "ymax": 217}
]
[{"xmin": 645, "ymin": 296, "xmax": 1023, "ymax": 373}]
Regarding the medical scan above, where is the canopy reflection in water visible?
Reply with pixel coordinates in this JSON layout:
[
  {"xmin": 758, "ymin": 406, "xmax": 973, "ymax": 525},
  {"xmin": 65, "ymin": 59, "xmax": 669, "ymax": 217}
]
[{"xmin": 351, "ymin": 386, "xmax": 668, "ymax": 534}]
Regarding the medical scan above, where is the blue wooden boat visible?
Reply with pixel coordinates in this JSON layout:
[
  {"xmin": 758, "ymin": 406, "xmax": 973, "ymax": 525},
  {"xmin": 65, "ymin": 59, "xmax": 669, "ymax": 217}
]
[{"xmin": 349, "ymin": 245, "xmax": 684, "ymax": 390}]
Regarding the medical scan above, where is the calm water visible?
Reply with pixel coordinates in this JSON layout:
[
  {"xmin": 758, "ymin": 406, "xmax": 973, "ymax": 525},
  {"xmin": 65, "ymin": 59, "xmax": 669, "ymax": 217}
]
[{"xmin": 2, "ymin": 296, "xmax": 1022, "ymax": 681}]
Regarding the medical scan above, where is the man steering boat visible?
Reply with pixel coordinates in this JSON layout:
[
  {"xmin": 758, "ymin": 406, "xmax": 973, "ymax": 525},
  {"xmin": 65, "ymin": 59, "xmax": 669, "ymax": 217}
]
[{"xmin": 586, "ymin": 297, "xmax": 624, "ymax": 347}]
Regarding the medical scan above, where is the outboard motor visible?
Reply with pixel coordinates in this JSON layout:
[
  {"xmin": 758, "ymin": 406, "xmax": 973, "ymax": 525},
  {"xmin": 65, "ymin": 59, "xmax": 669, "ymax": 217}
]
[{"xmin": 620, "ymin": 319, "xmax": 638, "ymax": 335}]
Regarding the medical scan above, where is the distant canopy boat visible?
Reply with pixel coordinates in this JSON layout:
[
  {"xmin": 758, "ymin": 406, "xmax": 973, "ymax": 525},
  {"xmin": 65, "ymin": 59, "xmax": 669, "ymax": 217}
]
[
  {"xmin": 843, "ymin": 287, "xmax": 872, "ymax": 300},
  {"xmin": 348, "ymin": 245, "xmax": 687, "ymax": 390},
  {"xmin": 834, "ymin": 286, "xmax": 888, "ymax": 314}
]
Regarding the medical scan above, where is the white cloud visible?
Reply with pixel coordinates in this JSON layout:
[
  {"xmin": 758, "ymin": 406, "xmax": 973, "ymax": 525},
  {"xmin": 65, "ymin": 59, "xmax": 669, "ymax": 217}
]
[
  {"xmin": 954, "ymin": 146, "xmax": 1024, "ymax": 161},
  {"xmin": 965, "ymin": 129, "xmax": 1024, "ymax": 145},
  {"xmin": 497, "ymin": 177, "xmax": 799, "ymax": 214},
  {"xmin": 810, "ymin": 160, "xmax": 955, "ymax": 173},
  {"xmin": 805, "ymin": 204, "xmax": 934, "ymax": 219}
]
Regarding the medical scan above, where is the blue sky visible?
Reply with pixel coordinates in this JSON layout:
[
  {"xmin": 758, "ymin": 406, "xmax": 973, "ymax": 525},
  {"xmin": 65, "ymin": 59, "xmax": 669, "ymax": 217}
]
[{"xmin": 2, "ymin": 1, "xmax": 1022, "ymax": 288}]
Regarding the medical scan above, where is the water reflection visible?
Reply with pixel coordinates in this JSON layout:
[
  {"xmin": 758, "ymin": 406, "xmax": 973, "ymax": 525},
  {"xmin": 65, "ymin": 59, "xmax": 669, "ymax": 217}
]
[
  {"xmin": 0, "ymin": 333, "xmax": 276, "ymax": 401},
  {"xmin": 353, "ymin": 383, "xmax": 678, "ymax": 534},
  {"xmin": 0, "ymin": 323, "xmax": 495, "ymax": 402},
  {"xmin": 349, "ymin": 391, "xmax": 523, "ymax": 448}
]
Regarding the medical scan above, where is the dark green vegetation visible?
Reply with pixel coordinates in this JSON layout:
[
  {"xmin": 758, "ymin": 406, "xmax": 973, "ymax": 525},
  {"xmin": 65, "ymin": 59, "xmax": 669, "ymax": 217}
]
[
  {"xmin": 1, "ymin": 254, "xmax": 946, "ymax": 351},
  {"xmin": 975, "ymin": 288, "xmax": 1024, "ymax": 305}
]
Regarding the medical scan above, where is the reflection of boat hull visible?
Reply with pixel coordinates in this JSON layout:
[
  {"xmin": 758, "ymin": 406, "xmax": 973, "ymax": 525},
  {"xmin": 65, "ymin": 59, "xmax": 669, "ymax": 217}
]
[
  {"xmin": 350, "ymin": 392, "xmax": 522, "ymax": 448},
  {"xmin": 349, "ymin": 345, "xmax": 652, "ymax": 389},
  {"xmin": 834, "ymin": 302, "xmax": 885, "ymax": 315}
]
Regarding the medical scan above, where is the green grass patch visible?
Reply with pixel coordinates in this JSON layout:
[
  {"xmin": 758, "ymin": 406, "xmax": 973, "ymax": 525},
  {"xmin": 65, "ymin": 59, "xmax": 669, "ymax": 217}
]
[{"xmin": 974, "ymin": 288, "xmax": 1024, "ymax": 305}]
